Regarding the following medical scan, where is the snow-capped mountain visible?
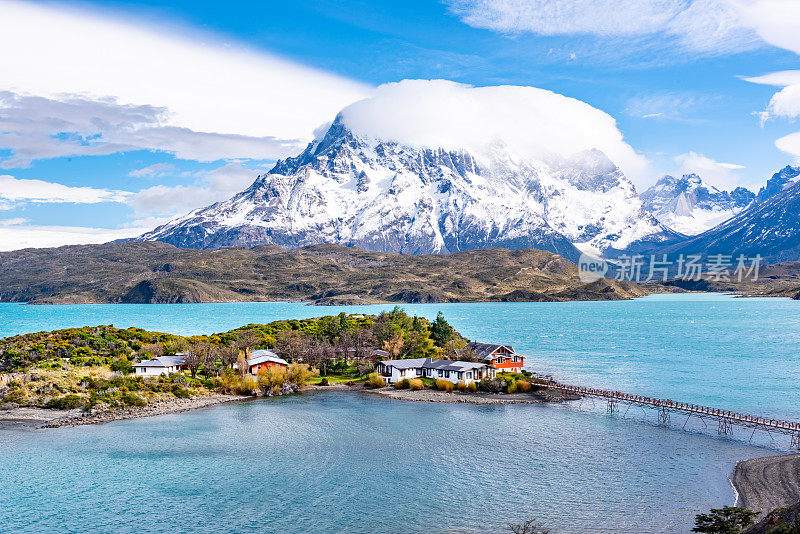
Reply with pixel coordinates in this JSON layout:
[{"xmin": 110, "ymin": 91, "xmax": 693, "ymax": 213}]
[
  {"xmin": 659, "ymin": 165, "xmax": 800, "ymax": 264},
  {"xmin": 138, "ymin": 117, "xmax": 675, "ymax": 262},
  {"xmin": 754, "ymin": 165, "xmax": 800, "ymax": 203},
  {"xmin": 640, "ymin": 174, "xmax": 754, "ymax": 236}
]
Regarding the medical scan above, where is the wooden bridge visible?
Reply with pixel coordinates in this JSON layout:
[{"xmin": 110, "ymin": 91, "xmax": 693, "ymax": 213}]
[{"xmin": 540, "ymin": 381, "xmax": 800, "ymax": 449}]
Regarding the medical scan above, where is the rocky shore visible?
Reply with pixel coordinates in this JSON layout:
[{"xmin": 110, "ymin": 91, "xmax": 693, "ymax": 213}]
[
  {"xmin": 0, "ymin": 394, "xmax": 244, "ymax": 429},
  {"xmin": 367, "ymin": 386, "xmax": 578, "ymax": 405},
  {"xmin": 733, "ymin": 453, "xmax": 800, "ymax": 517}
]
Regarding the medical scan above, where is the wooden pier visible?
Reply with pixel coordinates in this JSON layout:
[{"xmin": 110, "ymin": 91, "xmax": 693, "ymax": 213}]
[{"xmin": 540, "ymin": 381, "xmax": 800, "ymax": 449}]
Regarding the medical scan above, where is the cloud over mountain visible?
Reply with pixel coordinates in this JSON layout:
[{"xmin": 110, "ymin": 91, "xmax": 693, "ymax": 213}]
[{"xmin": 339, "ymin": 79, "xmax": 649, "ymax": 184}]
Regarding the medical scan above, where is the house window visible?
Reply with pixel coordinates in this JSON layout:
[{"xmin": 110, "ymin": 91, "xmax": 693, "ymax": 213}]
[
  {"xmin": 457, "ymin": 372, "xmax": 463, "ymax": 379},
  {"xmin": 444, "ymin": 371, "xmax": 450, "ymax": 378},
  {"xmin": 467, "ymin": 372, "xmax": 472, "ymax": 379},
  {"xmin": 416, "ymin": 369, "xmax": 422, "ymax": 376},
  {"xmin": 438, "ymin": 370, "xmax": 443, "ymax": 377}
]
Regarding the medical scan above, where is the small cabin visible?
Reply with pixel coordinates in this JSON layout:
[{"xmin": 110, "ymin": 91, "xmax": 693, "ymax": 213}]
[{"xmin": 248, "ymin": 350, "xmax": 289, "ymax": 375}]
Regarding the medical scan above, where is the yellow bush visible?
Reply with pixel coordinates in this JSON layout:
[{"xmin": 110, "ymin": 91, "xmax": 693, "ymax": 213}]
[
  {"xmin": 517, "ymin": 380, "xmax": 532, "ymax": 392},
  {"xmin": 287, "ymin": 363, "xmax": 317, "ymax": 387},
  {"xmin": 408, "ymin": 379, "xmax": 424, "ymax": 390},
  {"xmin": 435, "ymin": 379, "xmax": 454, "ymax": 392},
  {"xmin": 507, "ymin": 379, "xmax": 518, "ymax": 394},
  {"xmin": 366, "ymin": 372, "xmax": 386, "ymax": 388},
  {"xmin": 467, "ymin": 382, "xmax": 477, "ymax": 392},
  {"xmin": 394, "ymin": 379, "xmax": 409, "ymax": 389},
  {"xmin": 456, "ymin": 381, "xmax": 467, "ymax": 391}
]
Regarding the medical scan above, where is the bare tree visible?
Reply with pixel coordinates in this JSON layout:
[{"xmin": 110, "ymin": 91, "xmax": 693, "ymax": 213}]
[
  {"xmin": 351, "ymin": 327, "xmax": 377, "ymax": 361},
  {"xmin": 453, "ymin": 342, "xmax": 478, "ymax": 362},
  {"xmin": 219, "ymin": 344, "xmax": 238, "ymax": 369},
  {"xmin": 182, "ymin": 349, "xmax": 203, "ymax": 379},
  {"xmin": 197, "ymin": 343, "xmax": 219, "ymax": 379},
  {"xmin": 274, "ymin": 330, "xmax": 309, "ymax": 362},
  {"xmin": 509, "ymin": 519, "xmax": 549, "ymax": 534},
  {"xmin": 139, "ymin": 342, "xmax": 164, "ymax": 359}
]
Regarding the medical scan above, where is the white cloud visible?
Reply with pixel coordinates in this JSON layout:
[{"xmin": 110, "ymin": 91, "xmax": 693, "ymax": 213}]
[
  {"xmin": 0, "ymin": 175, "xmax": 130, "ymax": 205},
  {"xmin": 736, "ymin": 1, "xmax": 800, "ymax": 159},
  {"xmin": 625, "ymin": 92, "xmax": 714, "ymax": 122},
  {"xmin": 446, "ymin": 0, "xmax": 759, "ymax": 55},
  {"xmin": 0, "ymin": 224, "xmax": 147, "ymax": 251},
  {"xmin": 0, "ymin": 0, "xmax": 369, "ymax": 165},
  {"xmin": 128, "ymin": 162, "xmax": 258, "ymax": 219},
  {"xmin": 775, "ymin": 132, "xmax": 800, "ymax": 162},
  {"xmin": 674, "ymin": 152, "xmax": 746, "ymax": 188},
  {"xmin": 339, "ymin": 79, "xmax": 649, "ymax": 181},
  {"xmin": 128, "ymin": 163, "xmax": 176, "ymax": 178},
  {"xmin": 0, "ymin": 92, "xmax": 300, "ymax": 168}
]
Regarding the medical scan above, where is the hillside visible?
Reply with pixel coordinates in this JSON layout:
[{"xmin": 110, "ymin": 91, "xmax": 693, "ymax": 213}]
[{"xmin": 0, "ymin": 241, "xmax": 649, "ymax": 304}]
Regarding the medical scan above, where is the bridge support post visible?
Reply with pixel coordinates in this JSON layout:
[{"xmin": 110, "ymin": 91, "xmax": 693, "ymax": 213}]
[
  {"xmin": 791, "ymin": 432, "xmax": 800, "ymax": 451},
  {"xmin": 607, "ymin": 398, "xmax": 617, "ymax": 414},
  {"xmin": 658, "ymin": 408, "xmax": 670, "ymax": 426},
  {"xmin": 718, "ymin": 420, "xmax": 733, "ymax": 435}
]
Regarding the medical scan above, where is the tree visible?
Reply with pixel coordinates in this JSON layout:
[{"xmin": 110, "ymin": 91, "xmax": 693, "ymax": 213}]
[
  {"xmin": 693, "ymin": 506, "xmax": 757, "ymax": 533},
  {"xmin": 182, "ymin": 350, "xmax": 203, "ymax": 379},
  {"xmin": 219, "ymin": 344, "xmax": 238, "ymax": 369},
  {"xmin": 509, "ymin": 519, "xmax": 549, "ymax": 534},
  {"xmin": 430, "ymin": 312, "xmax": 455, "ymax": 347},
  {"xmin": 454, "ymin": 343, "xmax": 478, "ymax": 362},
  {"xmin": 275, "ymin": 330, "xmax": 309, "ymax": 362},
  {"xmin": 351, "ymin": 327, "xmax": 377, "ymax": 361}
]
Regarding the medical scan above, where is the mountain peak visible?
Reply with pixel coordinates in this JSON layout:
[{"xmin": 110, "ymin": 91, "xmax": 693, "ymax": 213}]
[
  {"xmin": 641, "ymin": 173, "xmax": 754, "ymax": 236},
  {"xmin": 136, "ymin": 119, "xmax": 671, "ymax": 260}
]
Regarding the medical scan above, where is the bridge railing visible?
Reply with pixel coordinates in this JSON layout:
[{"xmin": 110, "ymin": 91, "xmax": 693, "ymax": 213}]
[{"xmin": 542, "ymin": 382, "xmax": 800, "ymax": 431}]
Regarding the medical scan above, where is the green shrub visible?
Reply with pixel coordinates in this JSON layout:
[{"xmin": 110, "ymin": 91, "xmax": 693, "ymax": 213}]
[
  {"xmin": 318, "ymin": 377, "xmax": 330, "ymax": 386},
  {"xmin": 394, "ymin": 379, "xmax": 410, "ymax": 389},
  {"xmin": 172, "ymin": 386, "xmax": 191, "ymax": 398},
  {"xmin": 45, "ymin": 394, "xmax": 85, "ymax": 410},
  {"xmin": 435, "ymin": 379, "xmax": 454, "ymax": 392},
  {"xmin": 109, "ymin": 357, "xmax": 134, "ymax": 374},
  {"xmin": 477, "ymin": 378, "xmax": 504, "ymax": 393},
  {"xmin": 120, "ymin": 392, "xmax": 146, "ymax": 407},
  {"xmin": 408, "ymin": 379, "xmax": 424, "ymax": 390},
  {"xmin": 507, "ymin": 379, "xmax": 518, "ymax": 393},
  {"xmin": 365, "ymin": 372, "xmax": 385, "ymax": 389}
]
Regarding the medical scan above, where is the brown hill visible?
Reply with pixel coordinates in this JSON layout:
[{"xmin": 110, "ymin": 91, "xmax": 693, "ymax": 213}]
[{"xmin": 0, "ymin": 242, "xmax": 650, "ymax": 304}]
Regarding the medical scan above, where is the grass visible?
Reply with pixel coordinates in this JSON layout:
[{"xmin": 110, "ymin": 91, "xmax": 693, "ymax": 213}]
[{"xmin": 308, "ymin": 374, "xmax": 361, "ymax": 385}]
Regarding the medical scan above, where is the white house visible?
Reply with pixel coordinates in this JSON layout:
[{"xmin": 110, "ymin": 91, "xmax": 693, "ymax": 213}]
[
  {"xmin": 376, "ymin": 358, "xmax": 495, "ymax": 385},
  {"xmin": 133, "ymin": 354, "xmax": 187, "ymax": 377}
]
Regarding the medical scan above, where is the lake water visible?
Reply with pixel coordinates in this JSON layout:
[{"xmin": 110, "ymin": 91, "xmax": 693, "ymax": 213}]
[{"xmin": 1, "ymin": 294, "xmax": 799, "ymax": 532}]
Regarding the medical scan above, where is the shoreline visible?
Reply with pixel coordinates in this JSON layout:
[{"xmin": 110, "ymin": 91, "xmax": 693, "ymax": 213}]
[
  {"xmin": 0, "ymin": 394, "xmax": 245, "ymax": 429},
  {"xmin": 732, "ymin": 453, "xmax": 800, "ymax": 517}
]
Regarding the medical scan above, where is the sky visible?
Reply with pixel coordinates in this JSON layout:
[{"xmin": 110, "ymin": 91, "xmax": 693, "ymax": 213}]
[{"xmin": 1, "ymin": 0, "xmax": 800, "ymax": 250}]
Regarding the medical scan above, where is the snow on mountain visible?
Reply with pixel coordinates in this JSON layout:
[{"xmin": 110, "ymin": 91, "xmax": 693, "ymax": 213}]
[
  {"xmin": 658, "ymin": 165, "xmax": 800, "ymax": 264},
  {"xmin": 137, "ymin": 117, "xmax": 672, "ymax": 262},
  {"xmin": 640, "ymin": 173, "xmax": 754, "ymax": 236},
  {"xmin": 754, "ymin": 165, "xmax": 800, "ymax": 203}
]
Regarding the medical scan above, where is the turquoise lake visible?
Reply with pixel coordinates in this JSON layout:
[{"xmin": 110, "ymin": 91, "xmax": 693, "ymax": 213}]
[{"xmin": 1, "ymin": 294, "xmax": 799, "ymax": 532}]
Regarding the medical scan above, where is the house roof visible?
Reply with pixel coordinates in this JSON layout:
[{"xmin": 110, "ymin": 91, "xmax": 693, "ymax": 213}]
[
  {"xmin": 248, "ymin": 349, "xmax": 288, "ymax": 367},
  {"xmin": 134, "ymin": 355, "xmax": 186, "ymax": 368},
  {"xmin": 379, "ymin": 358, "xmax": 490, "ymax": 372},
  {"xmin": 466, "ymin": 342, "xmax": 516, "ymax": 360}
]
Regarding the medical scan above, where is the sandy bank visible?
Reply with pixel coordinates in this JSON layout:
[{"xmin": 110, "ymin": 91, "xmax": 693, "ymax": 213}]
[
  {"xmin": 0, "ymin": 394, "xmax": 244, "ymax": 429},
  {"xmin": 733, "ymin": 453, "xmax": 800, "ymax": 516}
]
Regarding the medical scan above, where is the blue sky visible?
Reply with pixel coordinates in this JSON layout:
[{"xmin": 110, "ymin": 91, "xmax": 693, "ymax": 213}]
[{"xmin": 1, "ymin": 0, "xmax": 800, "ymax": 249}]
